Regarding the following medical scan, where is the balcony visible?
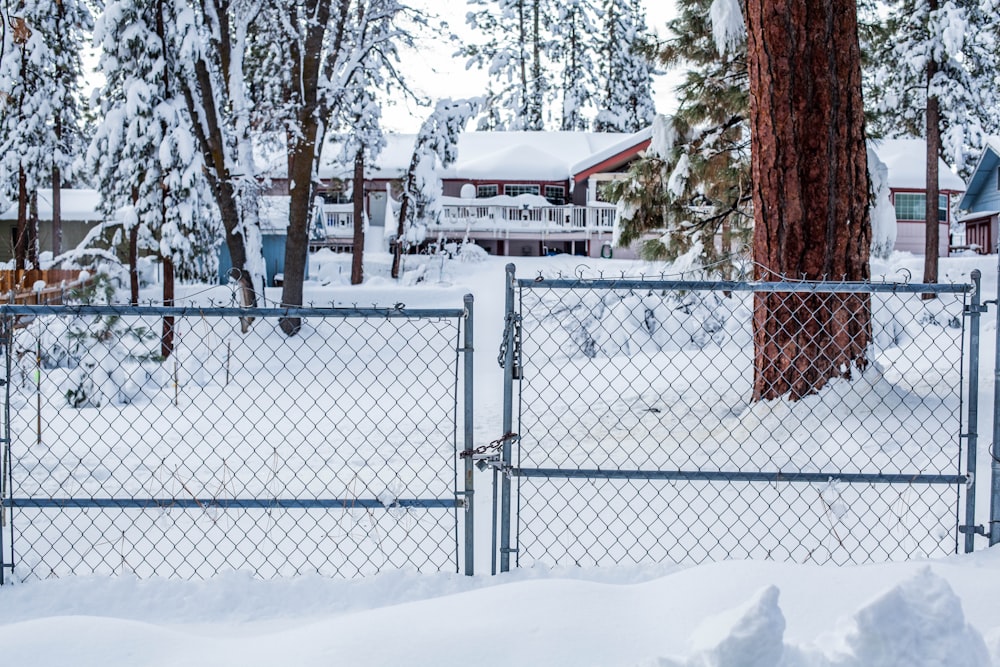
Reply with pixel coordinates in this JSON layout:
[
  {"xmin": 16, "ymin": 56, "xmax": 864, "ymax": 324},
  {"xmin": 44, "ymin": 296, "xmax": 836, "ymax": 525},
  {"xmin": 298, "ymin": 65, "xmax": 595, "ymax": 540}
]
[{"xmin": 318, "ymin": 198, "xmax": 617, "ymax": 239}]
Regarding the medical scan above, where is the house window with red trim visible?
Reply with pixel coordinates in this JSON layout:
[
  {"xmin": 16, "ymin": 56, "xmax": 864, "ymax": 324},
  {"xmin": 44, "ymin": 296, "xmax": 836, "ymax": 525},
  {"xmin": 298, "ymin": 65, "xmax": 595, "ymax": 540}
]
[
  {"xmin": 505, "ymin": 184, "xmax": 540, "ymax": 197},
  {"xmin": 894, "ymin": 193, "xmax": 947, "ymax": 222},
  {"xmin": 477, "ymin": 184, "xmax": 498, "ymax": 198},
  {"xmin": 544, "ymin": 185, "xmax": 566, "ymax": 205}
]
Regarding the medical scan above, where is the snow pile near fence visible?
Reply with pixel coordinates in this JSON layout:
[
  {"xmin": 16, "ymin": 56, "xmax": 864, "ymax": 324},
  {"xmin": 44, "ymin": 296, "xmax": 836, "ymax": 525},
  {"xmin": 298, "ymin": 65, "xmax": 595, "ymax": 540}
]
[{"xmin": 0, "ymin": 557, "xmax": 998, "ymax": 666}]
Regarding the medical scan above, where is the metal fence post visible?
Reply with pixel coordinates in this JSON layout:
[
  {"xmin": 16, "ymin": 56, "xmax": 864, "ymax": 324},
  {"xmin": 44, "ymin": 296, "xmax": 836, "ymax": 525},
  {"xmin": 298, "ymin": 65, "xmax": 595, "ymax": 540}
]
[
  {"xmin": 965, "ymin": 270, "xmax": 981, "ymax": 553},
  {"xmin": 500, "ymin": 263, "xmax": 516, "ymax": 573},
  {"xmin": 992, "ymin": 258, "xmax": 1000, "ymax": 546},
  {"xmin": 463, "ymin": 294, "xmax": 475, "ymax": 576},
  {"xmin": 1, "ymin": 310, "xmax": 10, "ymax": 585}
]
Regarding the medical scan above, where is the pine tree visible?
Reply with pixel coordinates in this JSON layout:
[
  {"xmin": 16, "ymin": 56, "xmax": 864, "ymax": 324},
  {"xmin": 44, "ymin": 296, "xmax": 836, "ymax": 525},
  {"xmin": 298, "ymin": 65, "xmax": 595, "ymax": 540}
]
[
  {"xmin": 463, "ymin": 0, "xmax": 555, "ymax": 130},
  {"xmin": 0, "ymin": 0, "xmax": 92, "ymax": 269},
  {"xmin": 592, "ymin": 0, "xmax": 655, "ymax": 133},
  {"xmin": 551, "ymin": 0, "xmax": 598, "ymax": 131},
  {"xmin": 90, "ymin": 0, "xmax": 218, "ymax": 353},
  {"xmin": 866, "ymin": 0, "xmax": 999, "ymax": 177},
  {"xmin": 746, "ymin": 0, "xmax": 871, "ymax": 400},
  {"xmin": 606, "ymin": 0, "xmax": 751, "ymax": 271},
  {"xmin": 865, "ymin": 0, "xmax": 999, "ymax": 284}
]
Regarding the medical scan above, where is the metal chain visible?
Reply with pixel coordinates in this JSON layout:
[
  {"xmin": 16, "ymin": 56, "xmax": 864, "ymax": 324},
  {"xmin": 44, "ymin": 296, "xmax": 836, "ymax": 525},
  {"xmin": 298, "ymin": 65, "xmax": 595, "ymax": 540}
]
[
  {"xmin": 497, "ymin": 313, "xmax": 515, "ymax": 368},
  {"xmin": 460, "ymin": 432, "xmax": 518, "ymax": 459}
]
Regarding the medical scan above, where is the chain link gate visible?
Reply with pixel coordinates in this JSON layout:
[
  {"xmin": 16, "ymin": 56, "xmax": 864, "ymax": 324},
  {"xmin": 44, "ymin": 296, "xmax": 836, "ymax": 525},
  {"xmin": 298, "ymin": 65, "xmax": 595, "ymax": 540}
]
[
  {"xmin": 494, "ymin": 264, "xmax": 981, "ymax": 570},
  {"xmin": 0, "ymin": 297, "xmax": 474, "ymax": 581}
]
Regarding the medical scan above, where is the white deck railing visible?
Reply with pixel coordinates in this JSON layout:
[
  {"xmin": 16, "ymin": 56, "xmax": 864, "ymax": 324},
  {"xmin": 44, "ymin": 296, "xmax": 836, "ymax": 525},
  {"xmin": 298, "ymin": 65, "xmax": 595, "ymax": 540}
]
[{"xmin": 319, "ymin": 203, "xmax": 617, "ymax": 238}]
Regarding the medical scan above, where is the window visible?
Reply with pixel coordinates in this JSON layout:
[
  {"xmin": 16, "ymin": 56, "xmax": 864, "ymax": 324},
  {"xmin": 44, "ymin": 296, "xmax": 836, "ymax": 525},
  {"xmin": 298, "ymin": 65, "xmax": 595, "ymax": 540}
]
[
  {"xmin": 996, "ymin": 168, "xmax": 1000, "ymax": 191},
  {"xmin": 893, "ymin": 193, "xmax": 947, "ymax": 222},
  {"xmin": 476, "ymin": 184, "xmax": 498, "ymax": 198},
  {"xmin": 321, "ymin": 191, "xmax": 351, "ymax": 205},
  {"xmin": 544, "ymin": 185, "xmax": 566, "ymax": 205},
  {"xmin": 504, "ymin": 184, "xmax": 540, "ymax": 197}
]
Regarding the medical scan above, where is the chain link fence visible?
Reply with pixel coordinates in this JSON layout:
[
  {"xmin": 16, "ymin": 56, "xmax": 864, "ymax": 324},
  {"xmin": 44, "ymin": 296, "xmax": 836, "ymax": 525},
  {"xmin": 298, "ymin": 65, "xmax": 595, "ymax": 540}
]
[
  {"xmin": 2, "ymin": 299, "xmax": 473, "ymax": 581},
  {"xmin": 499, "ymin": 266, "xmax": 980, "ymax": 569}
]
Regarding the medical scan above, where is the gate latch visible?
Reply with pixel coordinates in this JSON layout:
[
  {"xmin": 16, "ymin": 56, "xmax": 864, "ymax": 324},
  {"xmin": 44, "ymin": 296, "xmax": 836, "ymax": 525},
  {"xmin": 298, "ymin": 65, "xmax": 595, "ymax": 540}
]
[{"xmin": 959, "ymin": 524, "xmax": 986, "ymax": 536}]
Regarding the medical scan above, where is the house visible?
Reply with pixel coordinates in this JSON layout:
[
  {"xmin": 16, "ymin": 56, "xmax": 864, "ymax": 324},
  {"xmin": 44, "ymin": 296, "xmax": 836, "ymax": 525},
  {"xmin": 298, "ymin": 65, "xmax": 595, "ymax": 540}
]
[
  {"xmin": 0, "ymin": 189, "xmax": 102, "ymax": 263},
  {"xmin": 957, "ymin": 137, "xmax": 1000, "ymax": 253},
  {"xmin": 871, "ymin": 138, "xmax": 966, "ymax": 257},
  {"xmin": 294, "ymin": 132, "xmax": 962, "ymax": 260},
  {"xmin": 267, "ymin": 130, "xmax": 642, "ymax": 259}
]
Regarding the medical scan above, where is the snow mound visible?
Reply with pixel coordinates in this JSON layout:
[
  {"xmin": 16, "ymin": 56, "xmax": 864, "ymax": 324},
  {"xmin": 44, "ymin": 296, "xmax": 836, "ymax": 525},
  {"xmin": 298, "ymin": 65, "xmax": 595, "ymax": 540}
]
[
  {"xmin": 845, "ymin": 568, "xmax": 990, "ymax": 667},
  {"xmin": 642, "ymin": 570, "xmax": 988, "ymax": 667}
]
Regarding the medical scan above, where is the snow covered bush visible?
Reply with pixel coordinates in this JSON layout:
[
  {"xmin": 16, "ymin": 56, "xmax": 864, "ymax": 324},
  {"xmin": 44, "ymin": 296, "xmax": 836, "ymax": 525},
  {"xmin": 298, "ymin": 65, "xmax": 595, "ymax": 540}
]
[{"xmin": 58, "ymin": 317, "xmax": 162, "ymax": 408}]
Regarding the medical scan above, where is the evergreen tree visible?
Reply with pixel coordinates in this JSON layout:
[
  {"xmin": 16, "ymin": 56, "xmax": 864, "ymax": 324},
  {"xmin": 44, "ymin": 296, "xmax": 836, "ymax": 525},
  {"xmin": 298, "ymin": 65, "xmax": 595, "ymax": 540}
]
[
  {"xmin": 463, "ymin": 0, "xmax": 555, "ymax": 130},
  {"xmin": 606, "ymin": 0, "xmax": 751, "ymax": 271},
  {"xmin": 865, "ymin": 0, "xmax": 999, "ymax": 284},
  {"xmin": 0, "ymin": 0, "xmax": 92, "ymax": 268},
  {"xmin": 866, "ymin": 0, "xmax": 999, "ymax": 178},
  {"xmin": 592, "ymin": 0, "xmax": 656, "ymax": 133},
  {"xmin": 551, "ymin": 0, "xmax": 598, "ymax": 131}
]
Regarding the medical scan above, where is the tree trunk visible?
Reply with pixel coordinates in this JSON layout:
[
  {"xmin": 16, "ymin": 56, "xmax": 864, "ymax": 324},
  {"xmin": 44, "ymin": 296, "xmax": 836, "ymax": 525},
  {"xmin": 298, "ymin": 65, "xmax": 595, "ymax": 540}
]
[
  {"xmin": 746, "ymin": 0, "xmax": 872, "ymax": 401},
  {"xmin": 27, "ymin": 189, "xmax": 38, "ymax": 269},
  {"xmin": 52, "ymin": 164, "xmax": 62, "ymax": 258},
  {"xmin": 15, "ymin": 166, "xmax": 27, "ymax": 272},
  {"xmin": 129, "ymin": 186, "xmax": 140, "ymax": 306},
  {"xmin": 129, "ymin": 224, "xmax": 139, "ymax": 306},
  {"xmin": 161, "ymin": 256, "xmax": 175, "ymax": 359},
  {"xmin": 279, "ymin": 0, "xmax": 335, "ymax": 336},
  {"xmin": 391, "ymin": 152, "xmax": 421, "ymax": 280},
  {"xmin": 351, "ymin": 150, "xmax": 365, "ymax": 285},
  {"xmin": 923, "ymin": 33, "xmax": 940, "ymax": 289}
]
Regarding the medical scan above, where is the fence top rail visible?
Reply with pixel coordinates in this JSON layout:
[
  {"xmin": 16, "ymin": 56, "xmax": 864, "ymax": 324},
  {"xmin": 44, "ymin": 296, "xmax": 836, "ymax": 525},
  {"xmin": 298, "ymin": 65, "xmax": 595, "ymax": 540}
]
[
  {"xmin": 515, "ymin": 277, "xmax": 974, "ymax": 295},
  {"xmin": 0, "ymin": 302, "xmax": 470, "ymax": 319}
]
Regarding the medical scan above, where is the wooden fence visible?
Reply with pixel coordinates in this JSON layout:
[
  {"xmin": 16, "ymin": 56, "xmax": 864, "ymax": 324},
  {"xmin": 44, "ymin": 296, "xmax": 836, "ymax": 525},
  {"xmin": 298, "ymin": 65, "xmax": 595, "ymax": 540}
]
[{"xmin": 0, "ymin": 270, "xmax": 95, "ymax": 306}]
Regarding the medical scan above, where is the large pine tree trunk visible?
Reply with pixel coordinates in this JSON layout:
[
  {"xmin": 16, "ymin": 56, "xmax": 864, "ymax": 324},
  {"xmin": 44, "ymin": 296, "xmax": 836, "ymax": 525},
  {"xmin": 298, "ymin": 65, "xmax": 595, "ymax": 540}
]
[{"xmin": 746, "ymin": 0, "xmax": 872, "ymax": 401}]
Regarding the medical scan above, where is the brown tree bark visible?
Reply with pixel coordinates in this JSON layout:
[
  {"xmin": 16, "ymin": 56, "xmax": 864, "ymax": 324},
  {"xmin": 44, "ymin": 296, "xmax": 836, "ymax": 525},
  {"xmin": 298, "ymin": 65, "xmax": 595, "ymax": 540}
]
[
  {"xmin": 279, "ymin": 0, "xmax": 347, "ymax": 336},
  {"xmin": 161, "ymin": 256, "xmax": 175, "ymax": 359},
  {"xmin": 52, "ymin": 163, "xmax": 61, "ymax": 258},
  {"xmin": 15, "ymin": 167, "xmax": 27, "ymax": 271},
  {"xmin": 27, "ymin": 189, "xmax": 38, "ymax": 269},
  {"xmin": 746, "ymin": 0, "xmax": 872, "ymax": 401},
  {"xmin": 351, "ymin": 150, "xmax": 365, "ymax": 285},
  {"xmin": 923, "ymin": 28, "xmax": 940, "ymax": 288}
]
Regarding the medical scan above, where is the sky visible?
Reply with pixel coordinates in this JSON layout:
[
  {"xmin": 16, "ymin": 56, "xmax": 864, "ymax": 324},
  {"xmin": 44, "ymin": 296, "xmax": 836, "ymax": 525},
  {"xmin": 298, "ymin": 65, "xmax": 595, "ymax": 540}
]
[{"xmin": 379, "ymin": 0, "xmax": 680, "ymax": 133}]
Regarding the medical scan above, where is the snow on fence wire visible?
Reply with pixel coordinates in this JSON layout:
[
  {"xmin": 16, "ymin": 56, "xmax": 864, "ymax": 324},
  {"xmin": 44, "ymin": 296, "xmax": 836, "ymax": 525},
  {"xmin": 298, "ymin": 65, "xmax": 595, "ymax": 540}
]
[
  {"xmin": 0, "ymin": 299, "xmax": 474, "ymax": 582},
  {"xmin": 496, "ymin": 265, "xmax": 981, "ymax": 570}
]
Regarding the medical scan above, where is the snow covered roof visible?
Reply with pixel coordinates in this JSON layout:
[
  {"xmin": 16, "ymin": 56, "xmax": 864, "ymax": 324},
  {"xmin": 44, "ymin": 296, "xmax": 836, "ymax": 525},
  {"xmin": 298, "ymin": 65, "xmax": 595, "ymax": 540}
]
[
  {"xmin": 958, "ymin": 136, "xmax": 1000, "ymax": 210},
  {"xmin": 570, "ymin": 127, "xmax": 653, "ymax": 181},
  {"xmin": 957, "ymin": 210, "xmax": 999, "ymax": 223},
  {"xmin": 457, "ymin": 144, "xmax": 569, "ymax": 181},
  {"xmin": 872, "ymin": 139, "xmax": 965, "ymax": 192},
  {"xmin": 303, "ymin": 131, "xmax": 632, "ymax": 182},
  {"xmin": 0, "ymin": 188, "xmax": 103, "ymax": 222}
]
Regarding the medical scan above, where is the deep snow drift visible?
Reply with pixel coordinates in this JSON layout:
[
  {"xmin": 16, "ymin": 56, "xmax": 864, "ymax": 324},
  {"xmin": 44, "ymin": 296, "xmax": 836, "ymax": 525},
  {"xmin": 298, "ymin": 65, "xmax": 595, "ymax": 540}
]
[{"xmin": 1, "ymin": 251, "xmax": 999, "ymax": 666}]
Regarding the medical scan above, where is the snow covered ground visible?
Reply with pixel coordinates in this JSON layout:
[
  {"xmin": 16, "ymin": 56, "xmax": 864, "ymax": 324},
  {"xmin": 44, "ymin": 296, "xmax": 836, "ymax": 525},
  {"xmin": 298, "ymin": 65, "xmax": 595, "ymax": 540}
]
[{"xmin": 3, "ymin": 250, "xmax": 1000, "ymax": 666}]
